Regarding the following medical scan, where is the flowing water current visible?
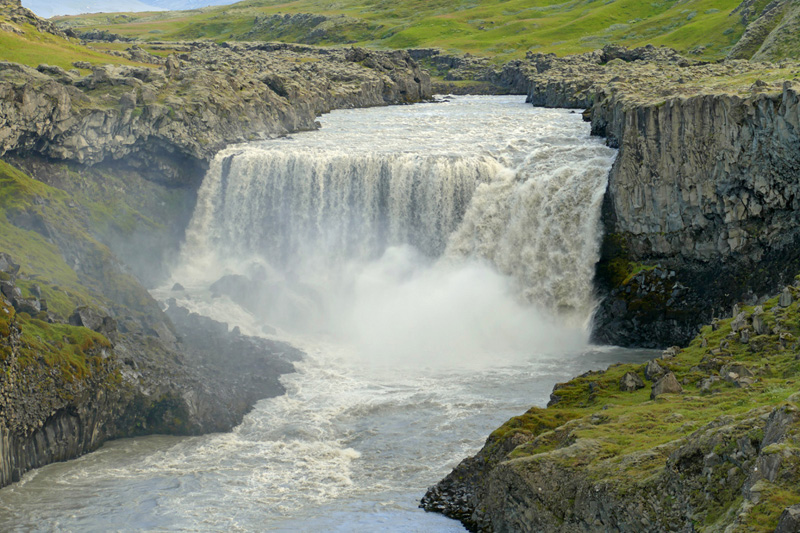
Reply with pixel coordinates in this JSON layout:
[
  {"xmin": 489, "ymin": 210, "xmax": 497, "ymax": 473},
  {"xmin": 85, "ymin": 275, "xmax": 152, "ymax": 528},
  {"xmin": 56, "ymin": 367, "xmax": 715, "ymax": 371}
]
[{"xmin": 0, "ymin": 96, "xmax": 655, "ymax": 531}]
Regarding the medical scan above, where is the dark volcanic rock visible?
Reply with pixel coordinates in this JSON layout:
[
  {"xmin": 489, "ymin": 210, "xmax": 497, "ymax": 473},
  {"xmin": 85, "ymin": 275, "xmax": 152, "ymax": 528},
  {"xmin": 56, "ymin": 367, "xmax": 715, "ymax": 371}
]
[
  {"xmin": 776, "ymin": 505, "xmax": 800, "ymax": 533},
  {"xmin": 165, "ymin": 300, "xmax": 300, "ymax": 418}
]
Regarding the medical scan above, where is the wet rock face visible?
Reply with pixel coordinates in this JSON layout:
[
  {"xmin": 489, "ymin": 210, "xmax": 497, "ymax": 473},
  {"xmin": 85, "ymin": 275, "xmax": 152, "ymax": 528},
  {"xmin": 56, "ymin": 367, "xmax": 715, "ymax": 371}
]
[{"xmin": 0, "ymin": 41, "xmax": 431, "ymax": 187}]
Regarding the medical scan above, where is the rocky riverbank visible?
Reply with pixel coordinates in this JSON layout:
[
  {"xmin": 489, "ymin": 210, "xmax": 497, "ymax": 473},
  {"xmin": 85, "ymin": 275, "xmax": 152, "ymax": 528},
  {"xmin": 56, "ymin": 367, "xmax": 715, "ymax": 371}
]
[
  {"xmin": 422, "ymin": 285, "xmax": 800, "ymax": 531},
  {"xmin": 0, "ymin": 0, "xmax": 431, "ymax": 489}
]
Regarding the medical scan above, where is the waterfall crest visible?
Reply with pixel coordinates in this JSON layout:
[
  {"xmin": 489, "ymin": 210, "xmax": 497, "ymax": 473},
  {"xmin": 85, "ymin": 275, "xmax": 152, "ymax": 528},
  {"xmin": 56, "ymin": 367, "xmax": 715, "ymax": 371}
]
[{"xmin": 172, "ymin": 97, "xmax": 617, "ymax": 352}]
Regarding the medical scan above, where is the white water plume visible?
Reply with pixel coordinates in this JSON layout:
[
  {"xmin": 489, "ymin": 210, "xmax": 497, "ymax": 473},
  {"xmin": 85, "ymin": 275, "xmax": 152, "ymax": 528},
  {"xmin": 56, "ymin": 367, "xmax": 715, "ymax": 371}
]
[{"xmin": 170, "ymin": 96, "xmax": 617, "ymax": 362}]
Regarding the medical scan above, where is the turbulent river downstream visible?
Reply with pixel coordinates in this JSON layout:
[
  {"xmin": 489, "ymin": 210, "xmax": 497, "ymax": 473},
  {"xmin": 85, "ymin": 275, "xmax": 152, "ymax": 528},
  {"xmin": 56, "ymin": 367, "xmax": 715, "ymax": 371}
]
[{"xmin": 0, "ymin": 96, "xmax": 654, "ymax": 531}]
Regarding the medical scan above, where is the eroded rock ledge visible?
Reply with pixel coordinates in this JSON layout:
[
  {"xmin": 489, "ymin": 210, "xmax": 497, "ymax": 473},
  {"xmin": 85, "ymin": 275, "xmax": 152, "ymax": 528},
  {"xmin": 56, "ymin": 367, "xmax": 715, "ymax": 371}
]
[{"xmin": 0, "ymin": 40, "xmax": 431, "ymax": 185}]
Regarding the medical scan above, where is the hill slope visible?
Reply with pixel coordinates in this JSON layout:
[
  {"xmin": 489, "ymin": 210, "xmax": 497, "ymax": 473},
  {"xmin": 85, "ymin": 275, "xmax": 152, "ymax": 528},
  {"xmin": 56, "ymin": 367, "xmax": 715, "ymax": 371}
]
[
  {"xmin": 53, "ymin": 0, "xmax": 800, "ymax": 61},
  {"xmin": 20, "ymin": 0, "xmax": 240, "ymax": 18}
]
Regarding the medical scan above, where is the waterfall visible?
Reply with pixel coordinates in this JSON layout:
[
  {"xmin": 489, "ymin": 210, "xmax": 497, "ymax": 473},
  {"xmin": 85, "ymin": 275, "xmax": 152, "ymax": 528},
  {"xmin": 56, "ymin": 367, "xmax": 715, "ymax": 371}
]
[
  {"xmin": 185, "ymin": 149, "xmax": 501, "ymax": 269},
  {"xmin": 172, "ymin": 97, "xmax": 616, "ymax": 354}
]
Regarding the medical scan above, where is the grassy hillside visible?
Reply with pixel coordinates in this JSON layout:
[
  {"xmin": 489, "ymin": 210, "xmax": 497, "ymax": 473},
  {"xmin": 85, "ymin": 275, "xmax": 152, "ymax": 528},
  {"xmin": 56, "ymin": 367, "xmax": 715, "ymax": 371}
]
[
  {"xmin": 0, "ymin": 7, "xmax": 147, "ymax": 70},
  {"xmin": 52, "ymin": 0, "xmax": 767, "ymax": 61}
]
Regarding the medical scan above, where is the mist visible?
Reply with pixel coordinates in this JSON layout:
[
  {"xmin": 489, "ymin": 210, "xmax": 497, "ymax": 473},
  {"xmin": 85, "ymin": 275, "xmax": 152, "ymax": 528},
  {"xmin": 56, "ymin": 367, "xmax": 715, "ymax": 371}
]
[{"xmin": 340, "ymin": 246, "xmax": 588, "ymax": 369}]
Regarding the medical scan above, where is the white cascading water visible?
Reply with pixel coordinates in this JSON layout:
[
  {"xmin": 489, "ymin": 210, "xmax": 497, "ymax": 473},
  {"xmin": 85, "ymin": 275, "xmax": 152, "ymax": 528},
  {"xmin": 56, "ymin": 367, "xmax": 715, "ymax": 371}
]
[
  {"xmin": 0, "ymin": 96, "xmax": 653, "ymax": 532},
  {"xmin": 174, "ymin": 95, "xmax": 616, "ymax": 355}
]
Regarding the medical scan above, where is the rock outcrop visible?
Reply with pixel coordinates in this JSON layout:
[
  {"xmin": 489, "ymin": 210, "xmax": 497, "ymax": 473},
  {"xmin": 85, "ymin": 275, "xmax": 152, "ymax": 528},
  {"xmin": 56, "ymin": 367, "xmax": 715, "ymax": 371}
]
[
  {"xmin": 423, "ymin": 287, "xmax": 800, "ymax": 531},
  {"xmin": 0, "ymin": 264, "xmax": 301, "ymax": 488},
  {"xmin": 0, "ymin": 41, "xmax": 430, "ymax": 186}
]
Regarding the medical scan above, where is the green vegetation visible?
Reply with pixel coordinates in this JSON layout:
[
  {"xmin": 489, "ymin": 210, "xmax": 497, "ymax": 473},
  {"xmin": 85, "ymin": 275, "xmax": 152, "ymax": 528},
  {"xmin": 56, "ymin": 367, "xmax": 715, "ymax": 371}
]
[
  {"xmin": 0, "ymin": 159, "xmax": 163, "ymax": 319},
  {"xmin": 482, "ymin": 287, "xmax": 800, "ymax": 529},
  {"xmin": 53, "ymin": 0, "xmax": 763, "ymax": 62},
  {"xmin": 0, "ymin": 160, "xmax": 101, "ymax": 318},
  {"xmin": 0, "ymin": 19, "xmax": 145, "ymax": 70},
  {"xmin": 0, "ymin": 291, "xmax": 111, "ymax": 385}
]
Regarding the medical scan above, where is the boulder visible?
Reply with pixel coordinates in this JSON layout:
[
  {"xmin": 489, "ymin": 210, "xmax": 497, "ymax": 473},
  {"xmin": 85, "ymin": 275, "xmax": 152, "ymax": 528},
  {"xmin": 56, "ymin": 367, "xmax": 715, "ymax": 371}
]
[
  {"xmin": 661, "ymin": 346, "xmax": 680, "ymax": 359},
  {"xmin": 720, "ymin": 363, "xmax": 755, "ymax": 388},
  {"xmin": 699, "ymin": 375, "xmax": 720, "ymax": 392},
  {"xmin": 739, "ymin": 328, "xmax": 751, "ymax": 344},
  {"xmin": 775, "ymin": 504, "xmax": 800, "ymax": 533},
  {"xmin": 0, "ymin": 281, "xmax": 22, "ymax": 300},
  {"xmin": 619, "ymin": 372, "xmax": 645, "ymax": 392},
  {"xmin": 752, "ymin": 314, "xmax": 767, "ymax": 335},
  {"xmin": 13, "ymin": 297, "xmax": 40, "ymax": 315},
  {"xmin": 650, "ymin": 372, "xmax": 683, "ymax": 399},
  {"xmin": 0, "ymin": 252, "xmax": 20, "ymax": 275},
  {"xmin": 780, "ymin": 288, "xmax": 793, "ymax": 307},
  {"xmin": 645, "ymin": 359, "xmax": 665, "ymax": 381},
  {"xmin": 730, "ymin": 312, "xmax": 749, "ymax": 332},
  {"xmin": 68, "ymin": 306, "xmax": 117, "ymax": 340}
]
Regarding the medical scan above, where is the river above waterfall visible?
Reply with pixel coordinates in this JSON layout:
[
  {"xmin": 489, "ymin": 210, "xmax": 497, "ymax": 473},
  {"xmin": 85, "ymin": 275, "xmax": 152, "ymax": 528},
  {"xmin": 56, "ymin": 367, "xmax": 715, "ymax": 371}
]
[{"xmin": 0, "ymin": 96, "xmax": 656, "ymax": 531}]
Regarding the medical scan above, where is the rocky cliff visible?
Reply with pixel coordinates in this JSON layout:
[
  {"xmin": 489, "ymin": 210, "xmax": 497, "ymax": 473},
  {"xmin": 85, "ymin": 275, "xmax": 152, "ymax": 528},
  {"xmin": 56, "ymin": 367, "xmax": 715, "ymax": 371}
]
[
  {"xmin": 423, "ymin": 286, "xmax": 800, "ymax": 532},
  {"xmin": 504, "ymin": 45, "xmax": 800, "ymax": 347},
  {"xmin": 421, "ymin": 45, "xmax": 800, "ymax": 532},
  {"xmin": 1, "ymin": 40, "xmax": 430, "ymax": 186}
]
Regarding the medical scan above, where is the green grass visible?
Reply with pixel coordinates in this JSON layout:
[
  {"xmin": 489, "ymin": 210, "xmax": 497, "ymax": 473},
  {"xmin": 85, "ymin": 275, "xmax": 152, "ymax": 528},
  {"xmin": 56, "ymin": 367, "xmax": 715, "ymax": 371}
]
[
  {"xmin": 0, "ymin": 160, "xmax": 101, "ymax": 318},
  {"xmin": 52, "ymin": 0, "xmax": 759, "ymax": 62},
  {"xmin": 0, "ymin": 289, "xmax": 111, "ymax": 385},
  {"xmin": 0, "ymin": 20, "xmax": 146, "ymax": 70},
  {"xmin": 0, "ymin": 160, "xmax": 161, "ymax": 319}
]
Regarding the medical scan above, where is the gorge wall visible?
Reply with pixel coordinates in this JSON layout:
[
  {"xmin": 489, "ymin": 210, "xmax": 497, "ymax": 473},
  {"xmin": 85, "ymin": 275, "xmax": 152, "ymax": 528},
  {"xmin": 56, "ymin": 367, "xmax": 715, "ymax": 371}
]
[
  {"xmin": 513, "ymin": 46, "xmax": 800, "ymax": 347},
  {"xmin": 595, "ymin": 79, "xmax": 800, "ymax": 347},
  {"xmin": 422, "ymin": 47, "xmax": 800, "ymax": 533}
]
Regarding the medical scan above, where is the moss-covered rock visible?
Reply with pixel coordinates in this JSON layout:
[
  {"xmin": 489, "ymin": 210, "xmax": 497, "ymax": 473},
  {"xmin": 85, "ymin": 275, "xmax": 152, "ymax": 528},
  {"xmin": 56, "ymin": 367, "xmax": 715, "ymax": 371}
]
[{"xmin": 423, "ymin": 286, "xmax": 800, "ymax": 532}]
